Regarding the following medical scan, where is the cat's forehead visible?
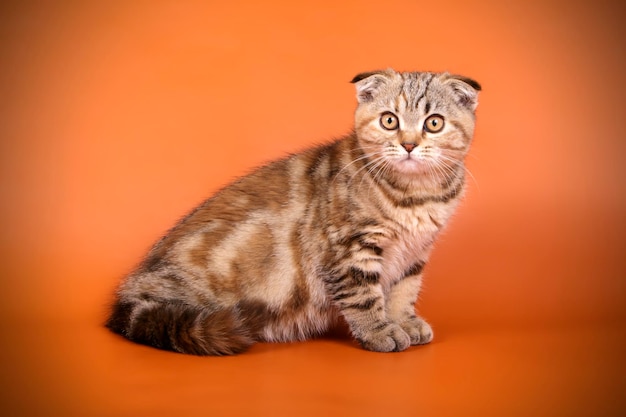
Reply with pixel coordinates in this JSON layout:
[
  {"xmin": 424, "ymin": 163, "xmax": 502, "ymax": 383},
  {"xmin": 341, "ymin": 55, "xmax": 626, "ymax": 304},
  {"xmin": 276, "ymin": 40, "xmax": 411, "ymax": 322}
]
[
  {"xmin": 399, "ymin": 71, "xmax": 434, "ymax": 89},
  {"xmin": 398, "ymin": 72, "xmax": 436, "ymax": 107},
  {"xmin": 353, "ymin": 69, "xmax": 479, "ymax": 115},
  {"xmin": 379, "ymin": 71, "xmax": 456, "ymax": 115}
]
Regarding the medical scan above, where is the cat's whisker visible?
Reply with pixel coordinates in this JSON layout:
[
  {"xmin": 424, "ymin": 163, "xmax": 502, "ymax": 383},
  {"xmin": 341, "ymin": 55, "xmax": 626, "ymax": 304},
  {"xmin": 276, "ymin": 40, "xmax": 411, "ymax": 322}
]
[
  {"xmin": 462, "ymin": 165, "xmax": 480, "ymax": 192},
  {"xmin": 358, "ymin": 155, "xmax": 389, "ymax": 196},
  {"xmin": 336, "ymin": 145, "xmax": 385, "ymax": 182},
  {"xmin": 333, "ymin": 152, "xmax": 376, "ymax": 184},
  {"xmin": 437, "ymin": 154, "xmax": 479, "ymax": 192},
  {"xmin": 366, "ymin": 157, "xmax": 393, "ymax": 199},
  {"xmin": 431, "ymin": 160, "xmax": 459, "ymax": 187},
  {"xmin": 349, "ymin": 153, "xmax": 388, "ymax": 188},
  {"xmin": 423, "ymin": 159, "xmax": 444, "ymax": 190},
  {"xmin": 420, "ymin": 153, "xmax": 458, "ymax": 189},
  {"xmin": 432, "ymin": 158, "xmax": 458, "ymax": 179}
]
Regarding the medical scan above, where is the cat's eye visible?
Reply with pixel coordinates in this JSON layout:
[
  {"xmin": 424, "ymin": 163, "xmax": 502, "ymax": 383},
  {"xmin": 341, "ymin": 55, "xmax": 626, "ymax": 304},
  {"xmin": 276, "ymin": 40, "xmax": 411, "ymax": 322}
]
[
  {"xmin": 380, "ymin": 112, "xmax": 399, "ymax": 130},
  {"xmin": 424, "ymin": 114, "xmax": 445, "ymax": 133}
]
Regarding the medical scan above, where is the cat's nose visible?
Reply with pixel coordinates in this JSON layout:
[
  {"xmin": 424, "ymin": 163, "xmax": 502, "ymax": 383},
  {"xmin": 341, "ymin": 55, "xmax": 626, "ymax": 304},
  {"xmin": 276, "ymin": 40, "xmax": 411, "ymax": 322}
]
[{"xmin": 401, "ymin": 142, "xmax": 417, "ymax": 153}]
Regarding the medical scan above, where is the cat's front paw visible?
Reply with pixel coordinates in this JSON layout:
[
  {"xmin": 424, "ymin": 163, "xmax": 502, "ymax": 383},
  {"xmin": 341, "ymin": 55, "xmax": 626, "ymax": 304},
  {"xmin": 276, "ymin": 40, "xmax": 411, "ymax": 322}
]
[
  {"xmin": 357, "ymin": 323, "xmax": 411, "ymax": 353},
  {"xmin": 400, "ymin": 316, "xmax": 433, "ymax": 345}
]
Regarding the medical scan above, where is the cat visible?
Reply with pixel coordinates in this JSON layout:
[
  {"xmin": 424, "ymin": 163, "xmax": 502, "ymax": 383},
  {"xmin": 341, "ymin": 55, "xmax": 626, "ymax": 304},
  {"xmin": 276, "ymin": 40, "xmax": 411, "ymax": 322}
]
[{"xmin": 106, "ymin": 69, "xmax": 481, "ymax": 355}]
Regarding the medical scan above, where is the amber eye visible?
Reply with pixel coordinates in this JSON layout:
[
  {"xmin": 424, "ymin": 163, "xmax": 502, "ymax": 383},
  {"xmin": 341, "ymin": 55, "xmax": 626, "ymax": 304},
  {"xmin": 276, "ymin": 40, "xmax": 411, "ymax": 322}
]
[
  {"xmin": 380, "ymin": 112, "xmax": 399, "ymax": 130},
  {"xmin": 424, "ymin": 114, "xmax": 445, "ymax": 133}
]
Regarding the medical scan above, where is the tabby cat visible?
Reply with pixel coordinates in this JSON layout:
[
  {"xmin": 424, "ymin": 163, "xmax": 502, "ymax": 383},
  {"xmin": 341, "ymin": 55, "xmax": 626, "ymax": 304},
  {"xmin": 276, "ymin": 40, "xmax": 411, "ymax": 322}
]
[{"xmin": 107, "ymin": 69, "xmax": 481, "ymax": 355}]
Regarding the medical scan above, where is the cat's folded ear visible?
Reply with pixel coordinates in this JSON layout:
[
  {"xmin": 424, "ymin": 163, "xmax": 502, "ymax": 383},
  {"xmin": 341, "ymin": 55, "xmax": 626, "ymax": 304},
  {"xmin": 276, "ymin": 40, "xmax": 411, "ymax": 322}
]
[
  {"xmin": 350, "ymin": 69, "xmax": 395, "ymax": 104},
  {"xmin": 444, "ymin": 74, "xmax": 482, "ymax": 111}
]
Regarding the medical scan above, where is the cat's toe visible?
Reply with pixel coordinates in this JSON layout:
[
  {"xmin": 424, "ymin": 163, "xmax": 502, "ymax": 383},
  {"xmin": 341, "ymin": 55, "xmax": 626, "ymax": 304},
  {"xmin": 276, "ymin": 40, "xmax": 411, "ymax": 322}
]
[
  {"xmin": 402, "ymin": 317, "xmax": 433, "ymax": 345},
  {"xmin": 358, "ymin": 323, "xmax": 411, "ymax": 353}
]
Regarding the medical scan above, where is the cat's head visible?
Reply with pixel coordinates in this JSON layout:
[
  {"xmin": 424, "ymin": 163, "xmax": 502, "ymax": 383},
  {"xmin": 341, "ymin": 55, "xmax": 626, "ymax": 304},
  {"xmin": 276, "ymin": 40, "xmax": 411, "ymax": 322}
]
[{"xmin": 351, "ymin": 69, "xmax": 480, "ymax": 180}]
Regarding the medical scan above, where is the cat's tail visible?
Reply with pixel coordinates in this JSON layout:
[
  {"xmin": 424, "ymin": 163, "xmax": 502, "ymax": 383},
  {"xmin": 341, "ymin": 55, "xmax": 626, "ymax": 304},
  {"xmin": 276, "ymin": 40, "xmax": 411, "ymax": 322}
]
[{"xmin": 105, "ymin": 299, "xmax": 258, "ymax": 355}]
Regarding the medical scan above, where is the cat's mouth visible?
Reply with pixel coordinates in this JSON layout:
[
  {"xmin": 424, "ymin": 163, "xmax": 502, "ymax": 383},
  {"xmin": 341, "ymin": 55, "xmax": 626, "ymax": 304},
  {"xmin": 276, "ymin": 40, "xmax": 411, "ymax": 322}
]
[{"xmin": 394, "ymin": 154, "xmax": 429, "ymax": 174}]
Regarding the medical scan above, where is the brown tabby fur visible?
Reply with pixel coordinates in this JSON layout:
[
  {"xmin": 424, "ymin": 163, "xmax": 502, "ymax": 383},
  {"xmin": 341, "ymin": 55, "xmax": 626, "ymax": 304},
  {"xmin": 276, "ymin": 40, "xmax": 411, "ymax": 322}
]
[{"xmin": 107, "ymin": 69, "xmax": 481, "ymax": 355}]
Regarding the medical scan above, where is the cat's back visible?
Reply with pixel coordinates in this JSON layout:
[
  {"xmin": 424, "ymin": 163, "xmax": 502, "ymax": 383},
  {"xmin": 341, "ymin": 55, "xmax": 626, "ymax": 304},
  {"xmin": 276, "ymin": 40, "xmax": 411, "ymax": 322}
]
[
  {"xmin": 154, "ymin": 137, "xmax": 347, "ymax": 249},
  {"xmin": 121, "ymin": 138, "xmax": 348, "ymax": 299}
]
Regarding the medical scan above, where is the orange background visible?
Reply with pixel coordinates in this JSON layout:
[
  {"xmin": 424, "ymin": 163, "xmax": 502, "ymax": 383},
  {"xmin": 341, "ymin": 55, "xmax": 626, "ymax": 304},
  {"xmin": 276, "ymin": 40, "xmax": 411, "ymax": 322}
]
[{"xmin": 1, "ymin": 1, "xmax": 625, "ymax": 416}]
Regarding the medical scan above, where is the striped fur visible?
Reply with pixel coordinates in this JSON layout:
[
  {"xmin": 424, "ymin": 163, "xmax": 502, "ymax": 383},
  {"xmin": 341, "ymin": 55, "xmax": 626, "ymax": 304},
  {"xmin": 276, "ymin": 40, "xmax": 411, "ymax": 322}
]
[{"xmin": 107, "ymin": 69, "xmax": 480, "ymax": 355}]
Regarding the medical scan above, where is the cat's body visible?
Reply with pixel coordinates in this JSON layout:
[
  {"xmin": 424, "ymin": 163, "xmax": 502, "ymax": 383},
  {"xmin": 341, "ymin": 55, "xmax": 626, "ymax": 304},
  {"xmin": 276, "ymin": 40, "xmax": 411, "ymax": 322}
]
[{"xmin": 107, "ymin": 69, "xmax": 480, "ymax": 355}]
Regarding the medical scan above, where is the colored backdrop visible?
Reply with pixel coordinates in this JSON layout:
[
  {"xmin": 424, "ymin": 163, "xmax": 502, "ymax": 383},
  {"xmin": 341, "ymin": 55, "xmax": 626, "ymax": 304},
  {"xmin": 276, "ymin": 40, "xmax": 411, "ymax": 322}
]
[{"xmin": 1, "ymin": 1, "xmax": 624, "ymax": 416}]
